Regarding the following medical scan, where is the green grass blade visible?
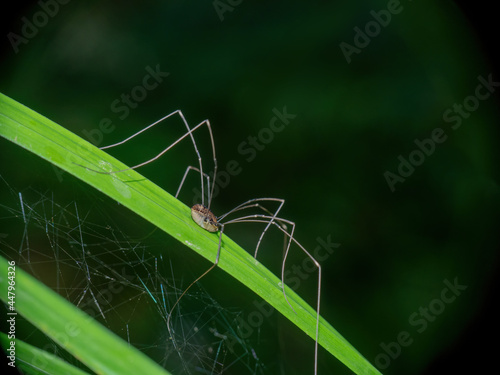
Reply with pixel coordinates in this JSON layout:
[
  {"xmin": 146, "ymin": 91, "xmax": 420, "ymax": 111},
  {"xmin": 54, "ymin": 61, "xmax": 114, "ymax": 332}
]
[
  {"xmin": 0, "ymin": 256, "xmax": 171, "ymax": 375},
  {"xmin": 0, "ymin": 332, "xmax": 92, "ymax": 375},
  {"xmin": 0, "ymin": 92, "xmax": 382, "ymax": 374}
]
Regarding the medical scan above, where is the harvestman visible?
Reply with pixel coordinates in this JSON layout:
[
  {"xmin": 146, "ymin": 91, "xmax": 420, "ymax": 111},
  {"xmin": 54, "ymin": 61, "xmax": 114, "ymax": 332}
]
[{"xmin": 80, "ymin": 111, "xmax": 322, "ymax": 374}]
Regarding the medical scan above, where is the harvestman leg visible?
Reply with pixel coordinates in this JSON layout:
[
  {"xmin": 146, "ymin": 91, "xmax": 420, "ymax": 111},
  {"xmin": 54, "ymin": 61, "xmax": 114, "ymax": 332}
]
[
  {"xmin": 223, "ymin": 215, "xmax": 321, "ymax": 375},
  {"xmin": 218, "ymin": 198, "xmax": 292, "ymax": 258},
  {"xmin": 175, "ymin": 166, "xmax": 213, "ymax": 208},
  {"xmin": 80, "ymin": 110, "xmax": 218, "ymax": 208},
  {"xmin": 219, "ymin": 199, "xmax": 298, "ymax": 311},
  {"xmin": 222, "ymin": 212, "xmax": 297, "ymax": 310}
]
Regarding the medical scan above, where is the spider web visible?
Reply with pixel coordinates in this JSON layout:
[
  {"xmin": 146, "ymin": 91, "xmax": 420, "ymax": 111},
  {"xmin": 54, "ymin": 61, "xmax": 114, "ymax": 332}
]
[{"xmin": 0, "ymin": 174, "xmax": 267, "ymax": 375}]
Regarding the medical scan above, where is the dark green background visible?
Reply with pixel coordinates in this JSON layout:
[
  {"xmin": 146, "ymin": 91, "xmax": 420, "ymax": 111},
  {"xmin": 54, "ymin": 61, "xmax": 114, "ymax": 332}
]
[{"xmin": 1, "ymin": 1, "xmax": 499, "ymax": 374}]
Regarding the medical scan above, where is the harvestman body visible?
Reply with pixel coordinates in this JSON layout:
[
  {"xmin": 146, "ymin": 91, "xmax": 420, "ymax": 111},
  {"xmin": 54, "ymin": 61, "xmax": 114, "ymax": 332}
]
[{"xmin": 79, "ymin": 111, "xmax": 322, "ymax": 375}]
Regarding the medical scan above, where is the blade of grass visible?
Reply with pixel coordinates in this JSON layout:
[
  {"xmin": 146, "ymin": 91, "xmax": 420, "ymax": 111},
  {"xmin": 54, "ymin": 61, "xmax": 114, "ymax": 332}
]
[
  {"xmin": 0, "ymin": 92, "xmax": 382, "ymax": 375},
  {"xmin": 0, "ymin": 256, "xmax": 171, "ymax": 375},
  {"xmin": 0, "ymin": 332, "xmax": 92, "ymax": 375}
]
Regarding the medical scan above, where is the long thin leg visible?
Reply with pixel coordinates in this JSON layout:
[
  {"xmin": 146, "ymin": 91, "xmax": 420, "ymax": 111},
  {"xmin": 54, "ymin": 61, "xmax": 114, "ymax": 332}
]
[
  {"xmin": 223, "ymin": 216, "xmax": 320, "ymax": 375},
  {"xmin": 175, "ymin": 166, "xmax": 212, "ymax": 206},
  {"xmin": 80, "ymin": 110, "xmax": 218, "ymax": 208},
  {"xmin": 223, "ymin": 214, "xmax": 295, "ymax": 306},
  {"xmin": 80, "ymin": 119, "xmax": 205, "ymax": 174},
  {"xmin": 218, "ymin": 198, "xmax": 288, "ymax": 258},
  {"xmin": 166, "ymin": 223, "xmax": 224, "ymax": 349},
  {"xmin": 223, "ymin": 201, "xmax": 292, "ymax": 260},
  {"xmin": 100, "ymin": 110, "xmax": 184, "ymax": 150}
]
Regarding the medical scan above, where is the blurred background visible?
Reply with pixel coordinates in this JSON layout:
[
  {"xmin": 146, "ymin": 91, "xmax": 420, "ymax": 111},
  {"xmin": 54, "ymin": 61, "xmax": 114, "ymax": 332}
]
[{"xmin": 1, "ymin": 1, "xmax": 499, "ymax": 374}]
